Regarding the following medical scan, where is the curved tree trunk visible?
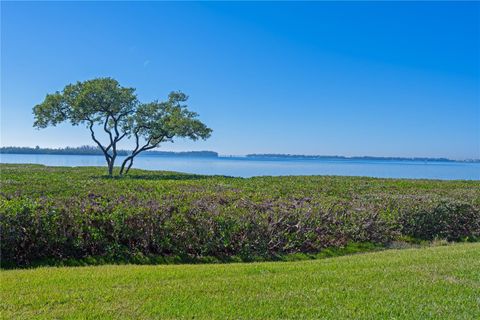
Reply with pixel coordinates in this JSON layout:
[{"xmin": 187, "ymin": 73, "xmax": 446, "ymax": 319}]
[
  {"xmin": 119, "ymin": 135, "xmax": 163, "ymax": 176},
  {"xmin": 119, "ymin": 156, "xmax": 133, "ymax": 175},
  {"xmin": 125, "ymin": 158, "xmax": 134, "ymax": 174}
]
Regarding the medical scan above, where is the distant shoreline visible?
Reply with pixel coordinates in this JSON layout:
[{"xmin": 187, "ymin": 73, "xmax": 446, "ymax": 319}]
[
  {"xmin": 245, "ymin": 154, "xmax": 480, "ymax": 163},
  {"xmin": 0, "ymin": 146, "xmax": 218, "ymax": 158},
  {"xmin": 0, "ymin": 146, "xmax": 478, "ymax": 163}
]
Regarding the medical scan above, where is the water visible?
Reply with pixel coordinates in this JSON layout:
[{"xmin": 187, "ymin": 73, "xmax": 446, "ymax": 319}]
[{"xmin": 1, "ymin": 153, "xmax": 479, "ymax": 180}]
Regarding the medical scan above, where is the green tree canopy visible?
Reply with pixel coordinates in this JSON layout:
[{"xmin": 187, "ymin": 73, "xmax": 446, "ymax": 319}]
[{"xmin": 33, "ymin": 78, "xmax": 212, "ymax": 176}]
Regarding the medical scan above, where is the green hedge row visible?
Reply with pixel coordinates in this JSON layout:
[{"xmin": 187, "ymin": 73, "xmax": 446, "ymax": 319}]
[{"xmin": 2, "ymin": 195, "xmax": 479, "ymax": 267}]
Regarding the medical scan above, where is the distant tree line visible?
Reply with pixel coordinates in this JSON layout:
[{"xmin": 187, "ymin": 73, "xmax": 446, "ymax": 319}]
[
  {"xmin": 245, "ymin": 154, "xmax": 474, "ymax": 162},
  {"xmin": 0, "ymin": 146, "xmax": 218, "ymax": 158},
  {"xmin": 146, "ymin": 150, "xmax": 218, "ymax": 157},
  {"xmin": 0, "ymin": 145, "xmax": 120, "ymax": 156}
]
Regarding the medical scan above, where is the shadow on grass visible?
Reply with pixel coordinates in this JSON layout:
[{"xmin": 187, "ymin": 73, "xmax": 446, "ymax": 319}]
[{"xmin": 1, "ymin": 242, "xmax": 384, "ymax": 270}]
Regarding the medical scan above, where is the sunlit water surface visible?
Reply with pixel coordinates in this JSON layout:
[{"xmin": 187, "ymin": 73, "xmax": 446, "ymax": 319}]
[{"xmin": 1, "ymin": 153, "xmax": 479, "ymax": 180}]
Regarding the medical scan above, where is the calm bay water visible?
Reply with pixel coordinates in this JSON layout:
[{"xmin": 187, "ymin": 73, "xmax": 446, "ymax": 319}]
[{"xmin": 1, "ymin": 153, "xmax": 479, "ymax": 180}]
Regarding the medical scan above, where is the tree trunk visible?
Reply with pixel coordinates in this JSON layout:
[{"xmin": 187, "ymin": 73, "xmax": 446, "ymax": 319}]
[
  {"xmin": 119, "ymin": 156, "xmax": 132, "ymax": 175},
  {"xmin": 119, "ymin": 135, "xmax": 162, "ymax": 176},
  {"xmin": 108, "ymin": 161, "xmax": 114, "ymax": 176},
  {"xmin": 104, "ymin": 153, "xmax": 115, "ymax": 177},
  {"xmin": 125, "ymin": 158, "xmax": 134, "ymax": 174}
]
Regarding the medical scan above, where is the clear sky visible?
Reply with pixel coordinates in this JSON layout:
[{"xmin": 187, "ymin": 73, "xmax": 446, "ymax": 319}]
[{"xmin": 1, "ymin": 1, "xmax": 479, "ymax": 159}]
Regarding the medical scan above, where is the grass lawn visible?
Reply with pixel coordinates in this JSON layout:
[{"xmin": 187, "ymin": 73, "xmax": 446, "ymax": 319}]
[{"xmin": 1, "ymin": 243, "xmax": 479, "ymax": 319}]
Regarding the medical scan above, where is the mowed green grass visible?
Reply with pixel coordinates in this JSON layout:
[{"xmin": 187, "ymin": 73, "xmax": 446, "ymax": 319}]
[{"xmin": 1, "ymin": 243, "xmax": 479, "ymax": 319}]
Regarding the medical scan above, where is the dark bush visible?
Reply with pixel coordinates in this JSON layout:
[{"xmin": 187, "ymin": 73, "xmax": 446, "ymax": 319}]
[
  {"xmin": 3, "ymin": 196, "xmax": 478, "ymax": 267},
  {"xmin": 400, "ymin": 201, "xmax": 480, "ymax": 241},
  {"xmin": 1, "ymin": 165, "xmax": 479, "ymax": 267}
]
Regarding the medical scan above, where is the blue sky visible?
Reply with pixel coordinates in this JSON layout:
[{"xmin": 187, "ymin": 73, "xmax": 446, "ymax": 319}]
[{"xmin": 1, "ymin": 2, "xmax": 479, "ymax": 159}]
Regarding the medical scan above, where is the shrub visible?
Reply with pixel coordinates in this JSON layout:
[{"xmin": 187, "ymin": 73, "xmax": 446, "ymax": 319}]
[
  {"xmin": 400, "ymin": 201, "xmax": 480, "ymax": 241},
  {"xmin": 1, "ymin": 164, "xmax": 479, "ymax": 267}
]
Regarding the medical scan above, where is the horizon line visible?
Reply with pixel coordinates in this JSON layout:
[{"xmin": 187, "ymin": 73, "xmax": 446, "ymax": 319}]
[{"xmin": 0, "ymin": 145, "xmax": 478, "ymax": 162}]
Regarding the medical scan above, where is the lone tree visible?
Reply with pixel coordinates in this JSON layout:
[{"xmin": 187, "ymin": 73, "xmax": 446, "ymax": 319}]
[{"xmin": 33, "ymin": 78, "xmax": 212, "ymax": 176}]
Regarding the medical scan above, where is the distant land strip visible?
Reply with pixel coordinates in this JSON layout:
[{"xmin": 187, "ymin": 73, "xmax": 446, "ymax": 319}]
[
  {"xmin": 246, "ymin": 154, "xmax": 479, "ymax": 163},
  {"xmin": 0, "ymin": 146, "xmax": 478, "ymax": 162},
  {"xmin": 0, "ymin": 146, "xmax": 218, "ymax": 158}
]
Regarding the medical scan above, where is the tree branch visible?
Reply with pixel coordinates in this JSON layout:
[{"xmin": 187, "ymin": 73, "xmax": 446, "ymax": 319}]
[
  {"xmin": 88, "ymin": 120, "xmax": 112, "ymax": 174},
  {"xmin": 120, "ymin": 130, "xmax": 141, "ymax": 175},
  {"xmin": 88, "ymin": 121, "xmax": 109, "ymax": 158},
  {"xmin": 103, "ymin": 115, "xmax": 115, "ymax": 153},
  {"xmin": 120, "ymin": 134, "xmax": 164, "ymax": 175}
]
